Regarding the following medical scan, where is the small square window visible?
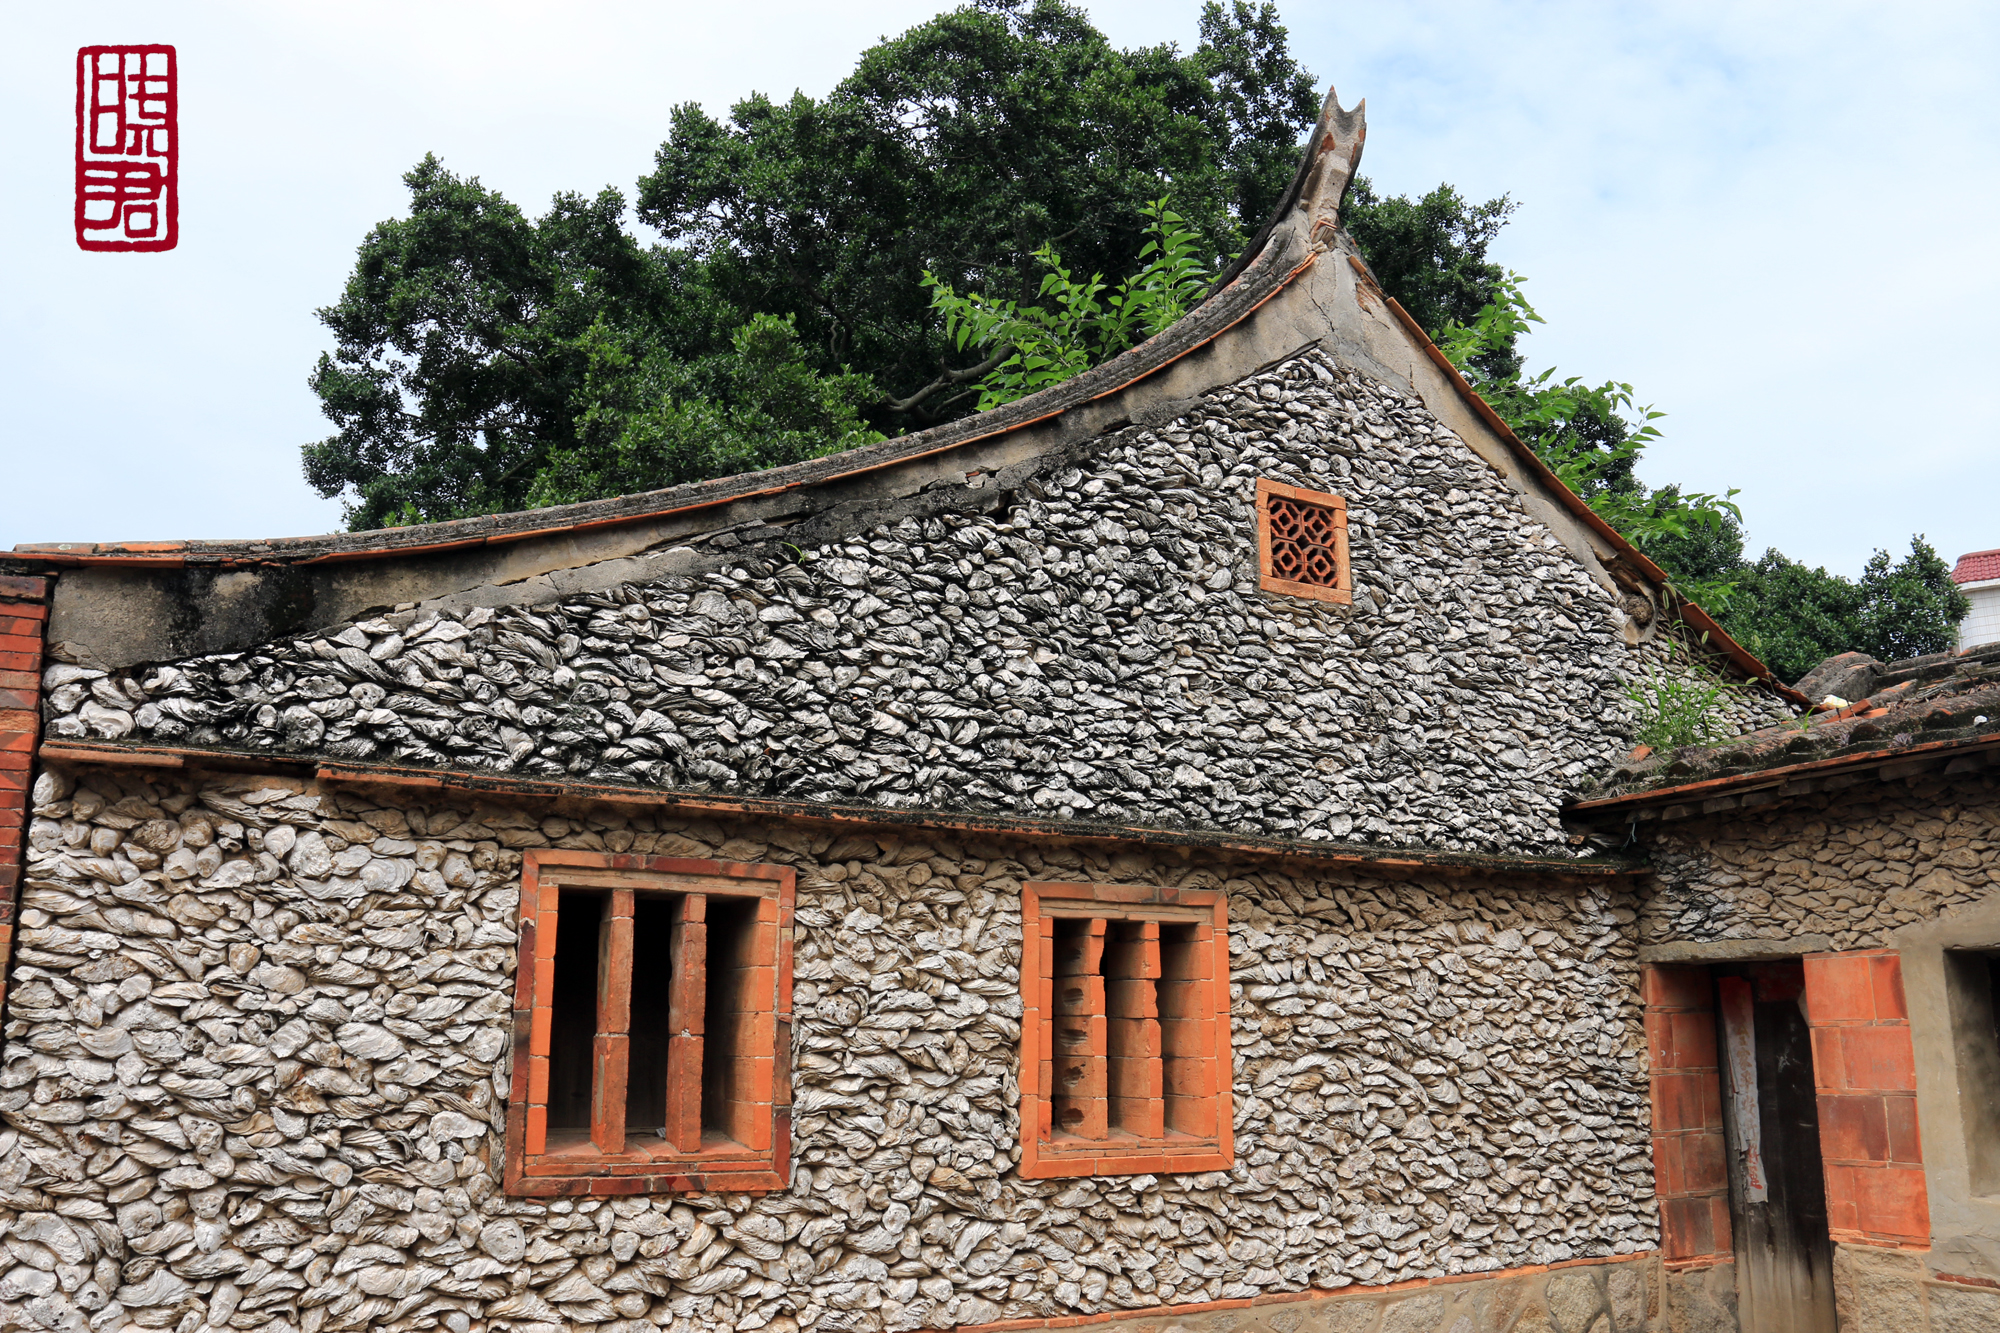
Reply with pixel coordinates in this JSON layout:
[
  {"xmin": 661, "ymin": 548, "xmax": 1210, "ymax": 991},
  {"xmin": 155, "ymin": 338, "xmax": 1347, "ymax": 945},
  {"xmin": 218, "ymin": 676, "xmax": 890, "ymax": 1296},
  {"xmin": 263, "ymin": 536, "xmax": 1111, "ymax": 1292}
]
[
  {"xmin": 1256, "ymin": 477, "xmax": 1351, "ymax": 604},
  {"xmin": 1019, "ymin": 881, "xmax": 1233, "ymax": 1178},
  {"xmin": 505, "ymin": 851, "xmax": 793, "ymax": 1195}
]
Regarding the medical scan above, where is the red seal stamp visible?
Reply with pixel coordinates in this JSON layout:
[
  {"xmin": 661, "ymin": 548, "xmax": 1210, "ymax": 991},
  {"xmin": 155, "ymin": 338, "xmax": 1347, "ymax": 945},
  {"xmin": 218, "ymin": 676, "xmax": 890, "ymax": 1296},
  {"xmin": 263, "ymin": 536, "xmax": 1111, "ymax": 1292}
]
[{"xmin": 75, "ymin": 45, "xmax": 178, "ymax": 252}]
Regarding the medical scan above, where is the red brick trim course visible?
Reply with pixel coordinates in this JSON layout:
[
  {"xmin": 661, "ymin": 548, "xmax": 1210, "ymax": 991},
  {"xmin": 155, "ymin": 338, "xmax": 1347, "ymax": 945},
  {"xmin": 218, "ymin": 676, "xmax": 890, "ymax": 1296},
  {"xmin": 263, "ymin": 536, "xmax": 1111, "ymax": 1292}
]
[{"xmin": 0, "ymin": 575, "xmax": 49, "ymax": 1019}]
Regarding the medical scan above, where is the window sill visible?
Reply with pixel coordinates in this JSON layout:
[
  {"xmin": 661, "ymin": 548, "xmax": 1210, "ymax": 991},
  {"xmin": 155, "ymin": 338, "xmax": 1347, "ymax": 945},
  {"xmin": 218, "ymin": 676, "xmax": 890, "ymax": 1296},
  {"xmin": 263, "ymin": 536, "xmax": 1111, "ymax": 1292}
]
[
  {"xmin": 1021, "ymin": 1130, "xmax": 1231, "ymax": 1179},
  {"xmin": 505, "ymin": 1118, "xmax": 791, "ymax": 1194}
]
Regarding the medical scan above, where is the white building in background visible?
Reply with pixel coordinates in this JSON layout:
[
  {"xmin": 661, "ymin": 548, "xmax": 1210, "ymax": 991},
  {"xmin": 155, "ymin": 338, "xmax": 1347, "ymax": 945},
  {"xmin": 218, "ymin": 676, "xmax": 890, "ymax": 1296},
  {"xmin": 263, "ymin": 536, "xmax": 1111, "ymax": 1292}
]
[{"xmin": 1955, "ymin": 548, "xmax": 2000, "ymax": 649}]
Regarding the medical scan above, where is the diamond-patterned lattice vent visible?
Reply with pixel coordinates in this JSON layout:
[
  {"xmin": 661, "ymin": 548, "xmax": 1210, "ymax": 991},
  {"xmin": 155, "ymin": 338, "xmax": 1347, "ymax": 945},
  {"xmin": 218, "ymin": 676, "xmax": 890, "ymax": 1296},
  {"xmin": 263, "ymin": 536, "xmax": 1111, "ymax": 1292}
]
[{"xmin": 1255, "ymin": 479, "xmax": 1350, "ymax": 604}]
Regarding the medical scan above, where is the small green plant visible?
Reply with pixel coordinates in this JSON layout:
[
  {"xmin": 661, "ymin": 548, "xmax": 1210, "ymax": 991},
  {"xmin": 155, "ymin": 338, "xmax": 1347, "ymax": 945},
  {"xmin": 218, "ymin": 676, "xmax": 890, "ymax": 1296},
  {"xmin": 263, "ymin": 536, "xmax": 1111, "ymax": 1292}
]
[
  {"xmin": 920, "ymin": 199, "xmax": 1214, "ymax": 411},
  {"xmin": 1623, "ymin": 658, "xmax": 1742, "ymax": 752}
]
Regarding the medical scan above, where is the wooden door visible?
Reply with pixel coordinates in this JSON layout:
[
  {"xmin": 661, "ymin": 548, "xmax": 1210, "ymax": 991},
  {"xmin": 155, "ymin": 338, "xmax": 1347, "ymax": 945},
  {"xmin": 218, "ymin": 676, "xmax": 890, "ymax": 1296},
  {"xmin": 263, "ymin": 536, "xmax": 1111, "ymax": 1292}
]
[{"xmin": 1716, "ymin": 963, "xmax": 1837, "ymax": 1333}]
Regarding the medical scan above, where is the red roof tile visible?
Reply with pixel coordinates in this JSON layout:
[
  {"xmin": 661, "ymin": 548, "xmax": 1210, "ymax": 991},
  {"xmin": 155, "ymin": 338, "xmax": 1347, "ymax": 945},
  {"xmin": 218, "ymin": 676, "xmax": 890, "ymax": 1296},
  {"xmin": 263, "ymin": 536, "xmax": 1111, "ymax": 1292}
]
[{"xmin": 1953, "ymin": 548, "xmax": 2000, "ymax": 584}]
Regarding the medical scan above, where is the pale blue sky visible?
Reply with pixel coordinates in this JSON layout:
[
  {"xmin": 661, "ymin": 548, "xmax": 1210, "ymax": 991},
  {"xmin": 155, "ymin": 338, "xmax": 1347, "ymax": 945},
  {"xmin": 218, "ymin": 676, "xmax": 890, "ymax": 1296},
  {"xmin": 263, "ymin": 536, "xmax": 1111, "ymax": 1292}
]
[{"xmin": 2, "ymin": 1, "xmax": 1994, "ymax": 577}]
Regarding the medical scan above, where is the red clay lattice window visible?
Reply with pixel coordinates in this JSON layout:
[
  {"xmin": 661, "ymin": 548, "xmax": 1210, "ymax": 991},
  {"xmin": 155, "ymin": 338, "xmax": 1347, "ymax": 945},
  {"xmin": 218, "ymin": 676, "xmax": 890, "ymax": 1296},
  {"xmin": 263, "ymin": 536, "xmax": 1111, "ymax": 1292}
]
[
  {"xmin": 1256, "ymin": 477, "xmax": 1351, "ymax": 604},
  {"xmin": 505, "ymin": 851, "xmax": 793, "ymax": 1195},
  {"xmin": 1019, "ymin": 881, "xmax": 1232, "ymax": 1179}
]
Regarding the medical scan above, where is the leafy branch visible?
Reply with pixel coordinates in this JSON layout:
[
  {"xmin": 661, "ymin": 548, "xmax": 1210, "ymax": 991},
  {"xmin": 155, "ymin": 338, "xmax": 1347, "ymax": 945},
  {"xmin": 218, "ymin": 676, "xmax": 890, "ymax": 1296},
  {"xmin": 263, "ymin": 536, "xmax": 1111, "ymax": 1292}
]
[
  {"xmin": 1438, "ymin": 272, "xmax": 1745, "ymax": 610},
  {"xmin": 920, "ymin": 199, "xmax": 1214, "ymax": 411}
]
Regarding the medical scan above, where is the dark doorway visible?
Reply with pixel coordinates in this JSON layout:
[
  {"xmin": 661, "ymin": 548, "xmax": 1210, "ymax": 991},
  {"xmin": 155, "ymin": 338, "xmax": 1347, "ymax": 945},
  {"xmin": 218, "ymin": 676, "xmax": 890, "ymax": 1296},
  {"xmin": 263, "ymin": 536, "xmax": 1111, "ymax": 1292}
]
[{"xmin": 1714, "ymin": 961, "xmax": 1837, "ymax": 1333}]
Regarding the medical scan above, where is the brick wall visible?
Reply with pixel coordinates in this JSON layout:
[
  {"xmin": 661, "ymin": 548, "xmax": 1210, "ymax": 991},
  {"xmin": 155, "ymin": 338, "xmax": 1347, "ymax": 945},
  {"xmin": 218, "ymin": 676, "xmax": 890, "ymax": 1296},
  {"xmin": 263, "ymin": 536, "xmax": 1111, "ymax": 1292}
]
[
  {"xmin": 1804, "ymin": 949, "xmax": 1930, "ymax": 1246},
  {"xmin": 0, "ymin": 574, "xmax": 47, "ymax": 1017},
  {"xmin": 1643, "ymin": 964, "xmax": 1732, "ymax": 1264}
]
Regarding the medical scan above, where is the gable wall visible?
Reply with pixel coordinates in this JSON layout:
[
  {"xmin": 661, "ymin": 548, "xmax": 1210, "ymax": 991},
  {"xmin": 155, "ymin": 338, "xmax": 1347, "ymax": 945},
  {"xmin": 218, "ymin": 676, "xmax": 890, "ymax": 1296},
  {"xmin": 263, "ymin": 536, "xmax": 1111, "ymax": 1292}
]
[
  {"xmin": 41, "ymin": 351, "xmax": 1664, "ymax": 859},
  {"xmin": 0, "ymin": 763, "xmax": 1655, "ymax": 1332}
]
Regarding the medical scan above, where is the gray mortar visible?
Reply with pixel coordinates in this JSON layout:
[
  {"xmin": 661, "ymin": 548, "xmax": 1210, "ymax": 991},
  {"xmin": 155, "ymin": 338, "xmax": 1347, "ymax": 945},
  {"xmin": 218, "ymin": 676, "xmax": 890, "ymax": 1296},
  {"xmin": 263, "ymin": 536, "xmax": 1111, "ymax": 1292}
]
[{"xmin": 39, "ymin": 352, "xmax": 1725, "ymax": 859}]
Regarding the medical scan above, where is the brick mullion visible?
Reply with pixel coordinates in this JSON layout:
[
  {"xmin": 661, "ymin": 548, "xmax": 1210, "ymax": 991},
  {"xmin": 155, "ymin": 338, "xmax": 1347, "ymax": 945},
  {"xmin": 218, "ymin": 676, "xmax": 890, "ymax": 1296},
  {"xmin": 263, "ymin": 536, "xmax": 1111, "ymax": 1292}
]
[
  {"xmin": 1052, "ymin": 917, "xmax": 1109, "ymax": 1141},
  {"xmin": 1029, "ymin": 914, "xmax": 1053, "ymax": 1151},
  {"xmin": 1106, "ymin": 921, "xmax": 1163, "ymax": 1139},
  {"xmin": 664, "ymin": 893, "xmax": 707, "ymax": 1153},
  {"xmin": 591, "ymin": 888, "xmax": 635, "ymax": 1154},
  {"xmin": 0, "ymin": 584, "xmax": 46, "ymax": 1033}
]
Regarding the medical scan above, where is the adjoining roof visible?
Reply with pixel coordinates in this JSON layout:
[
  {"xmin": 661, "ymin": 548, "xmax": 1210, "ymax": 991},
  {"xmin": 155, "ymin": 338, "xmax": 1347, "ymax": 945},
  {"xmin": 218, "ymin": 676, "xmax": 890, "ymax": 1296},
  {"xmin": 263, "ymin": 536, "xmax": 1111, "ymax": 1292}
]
[
  {"xmin": 1568, "ymin": 641, "xmax": 2000, "ymax": 821},
  {"xmin": 1954, "ymin": 548, "xmax": 2000, "ymax": 585}
]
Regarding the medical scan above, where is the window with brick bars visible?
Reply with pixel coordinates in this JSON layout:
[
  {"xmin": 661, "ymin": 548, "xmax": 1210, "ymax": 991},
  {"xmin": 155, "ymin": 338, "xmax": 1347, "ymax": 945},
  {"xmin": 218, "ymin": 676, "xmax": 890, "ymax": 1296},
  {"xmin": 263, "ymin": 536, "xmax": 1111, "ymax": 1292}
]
[
  {"xmin": 1255, "ymin": 477, "xmax": 1351, "ymax": 604},
  {"xmin": 506, "ymin": 851, "xmax": 793, "ymax": 1195},
  {"xmin": 1019, "ymin": 881, "xmax": 1232, "ymax": 1178}
]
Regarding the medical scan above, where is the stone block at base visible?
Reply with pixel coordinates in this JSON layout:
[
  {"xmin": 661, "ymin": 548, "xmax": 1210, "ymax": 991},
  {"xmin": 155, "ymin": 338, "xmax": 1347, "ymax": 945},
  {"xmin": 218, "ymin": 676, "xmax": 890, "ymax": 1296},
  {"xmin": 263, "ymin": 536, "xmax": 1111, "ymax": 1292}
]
[
  {"xmin": 961, "ymin": 1254, "xmax": 1666, "ymax": 1333},
  {"xmin": 1831, "ymin": 1243, "xmax": 2000, "ymax": 1332}
]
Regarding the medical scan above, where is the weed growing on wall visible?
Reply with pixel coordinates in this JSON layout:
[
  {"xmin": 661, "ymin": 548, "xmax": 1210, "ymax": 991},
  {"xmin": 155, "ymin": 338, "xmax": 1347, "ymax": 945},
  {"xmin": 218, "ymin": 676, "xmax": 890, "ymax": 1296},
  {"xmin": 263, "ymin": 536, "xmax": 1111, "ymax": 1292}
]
[{"xmin": 1623, "ymin": 653, "xmax": 1742, "ymax": 752}]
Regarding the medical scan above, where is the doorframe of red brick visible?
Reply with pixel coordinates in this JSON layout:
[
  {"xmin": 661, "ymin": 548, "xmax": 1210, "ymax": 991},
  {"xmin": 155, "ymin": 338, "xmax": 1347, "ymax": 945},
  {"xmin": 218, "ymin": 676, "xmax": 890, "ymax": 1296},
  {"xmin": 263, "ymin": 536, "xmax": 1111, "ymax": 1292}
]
[
  {"xmin": 0, "ymin": 574, "xmax": 49, "ymax": 1019},
  {"xmin": 1802, "ymin": 949, "xmax": 1930, "ymax": 1247},
  {"xmin": 1643, "ymin": 963, "xmax": 1732, "ymax": 1266}
]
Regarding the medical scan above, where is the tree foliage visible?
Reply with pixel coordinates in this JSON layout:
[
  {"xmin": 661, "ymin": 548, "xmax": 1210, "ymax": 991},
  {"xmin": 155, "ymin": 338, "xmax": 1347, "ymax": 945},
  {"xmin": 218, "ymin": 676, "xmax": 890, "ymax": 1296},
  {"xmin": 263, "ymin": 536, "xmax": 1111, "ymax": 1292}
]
[
  {"xmin": 1709, "ymin": 537, "xmax": 1970, "ymax": 686},
  {"xmin": 634, "ymin": 0, "xmax": 1317, "ymax": 423},
  {"xmin": 302, "ymin": 156, "xmax": 701, "ymax": 529},
  {"xmin": 922, "ymin": 200, "xmax": 1214, "ymax": 410},
  {"xmin": 522, "ymin": 315, "xmax": 884, "ymax": 510},
  {"xmin": 1437, "ymin": 276, "xmax": 1968, "ymax": 682},
  {"xmin": 1437, "ymin": 273, "xmax": 1744, "ymax": 606},
  {"xmin": 1343, "ymin": 179, "xmax": 1517, "ymax": 362},
  {"xmin": 303, "ymin": 1, "xmax": 1333, "ymax": 528}
]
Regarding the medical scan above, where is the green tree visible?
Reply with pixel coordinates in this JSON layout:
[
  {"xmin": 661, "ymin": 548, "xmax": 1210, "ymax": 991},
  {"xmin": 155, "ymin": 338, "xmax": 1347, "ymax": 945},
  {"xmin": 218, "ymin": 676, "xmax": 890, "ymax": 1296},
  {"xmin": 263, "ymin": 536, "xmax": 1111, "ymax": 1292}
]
[
  {"xmin": 1854, "ymin": 537, "xmax": 1970, "ymax": 663},
  {"xmin": 1343, "ymin": 179, "xmax": 1517, "ymax": 365},
  {"xmin": 1721, "ymin": 538, "xmax": 1970, "ymax": 684},
  {"xmin": 922, "ymin": 200, "xmax": 1214, "ymax": 410},
  {"xmin": 304, "ymin": 1, "xmax": 1340, "ymax": 528},
  {"xmin": 302, "ymin": 156, "xmax": 720, "ymax": 529},
  {"xmin": 1436, "ymin": 272, "xmax": 1743, "ymax": 607},
  {"xmin": 636, "ymin": 0, "xmax": 1320, "ymax": 423},
  {"xmin": 523, "ymin": 314, "xmax": 883, "ymax": 509}
]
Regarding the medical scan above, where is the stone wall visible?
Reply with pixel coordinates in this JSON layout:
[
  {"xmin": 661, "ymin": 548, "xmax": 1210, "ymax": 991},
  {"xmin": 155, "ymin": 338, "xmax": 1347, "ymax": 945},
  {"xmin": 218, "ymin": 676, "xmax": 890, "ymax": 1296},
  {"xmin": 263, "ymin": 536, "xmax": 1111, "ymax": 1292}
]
[
  {"xmin": 39, "ymin": 351, "xmax": 1689, "ymax": 859},
  {"xmin": 0, "ymin": 763, "xmax": 1657, "ymax": 1333},
  {"xmin": 1638, "ymin": 771, "xmax": 2000, "ymax": 951},
  {"xmin": 1832, "ymin": 1244, "xmax": 2000, "ymax": 1332},
  {"xmin": 965, "ymin": 1251, "xmax": 1668, "ymax": 1333}
]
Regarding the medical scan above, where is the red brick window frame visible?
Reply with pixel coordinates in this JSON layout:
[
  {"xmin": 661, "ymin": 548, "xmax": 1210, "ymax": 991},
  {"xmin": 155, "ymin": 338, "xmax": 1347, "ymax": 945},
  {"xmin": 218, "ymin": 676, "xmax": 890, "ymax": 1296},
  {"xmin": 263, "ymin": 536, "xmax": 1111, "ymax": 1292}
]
[
  {"xmin": 1255, "ymin": 477, "xmax": 1351, "ymax": 604},
  {"xmin": 506, "ymin": 850, "xmax": 793, "ymax": 1196},
  {"xmin": 1019, "ymin": 881, "xmax": 1232, "ymax": 1179}
]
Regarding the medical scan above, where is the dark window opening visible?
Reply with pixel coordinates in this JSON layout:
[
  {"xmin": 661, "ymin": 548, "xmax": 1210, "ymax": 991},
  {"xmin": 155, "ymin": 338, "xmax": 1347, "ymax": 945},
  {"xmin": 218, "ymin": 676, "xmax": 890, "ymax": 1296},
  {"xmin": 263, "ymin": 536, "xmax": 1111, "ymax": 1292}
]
[
  {"xmin": 702, "ymin": 895, "xmax": 760, "ymax": 1146},
  {"xmin": 541, "ymin": 888, "xmax": 766, "ymax": 1153},
  {"xmin": 1945, "ymin": 949, "xmax": 2000, "ymax": 1196},
  {"xmin": 547, "ymin": 887, "xmax": 603, "ymax": 1131}
]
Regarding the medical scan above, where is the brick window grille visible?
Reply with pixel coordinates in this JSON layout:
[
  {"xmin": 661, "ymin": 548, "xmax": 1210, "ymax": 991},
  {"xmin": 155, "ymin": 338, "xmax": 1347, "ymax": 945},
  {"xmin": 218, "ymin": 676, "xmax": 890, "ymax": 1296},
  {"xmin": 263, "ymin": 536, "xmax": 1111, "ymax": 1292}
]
[
  {"xmin": 1019, "ymin": 881, "xmax": 1232, "ymax": 1178},
  {"xmin": 1256, "ymin": 477, "xmax": 1351, "ymax": 604},
  {"xmin": 505, "ymin": 851, "xmax": 793, "ymax": 1195}
]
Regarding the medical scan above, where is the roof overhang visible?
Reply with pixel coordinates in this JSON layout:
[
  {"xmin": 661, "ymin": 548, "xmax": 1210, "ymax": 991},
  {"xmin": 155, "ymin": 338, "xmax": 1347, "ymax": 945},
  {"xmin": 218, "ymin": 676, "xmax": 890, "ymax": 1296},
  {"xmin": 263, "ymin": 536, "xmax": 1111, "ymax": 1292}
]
[
  {"xmin": 1565, "ymin": 728, "xmax": 2000, "ymax": 824},
  {"xmin": 38, "ymin": 740, "xmax": 1646, "ymax": 881}
]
